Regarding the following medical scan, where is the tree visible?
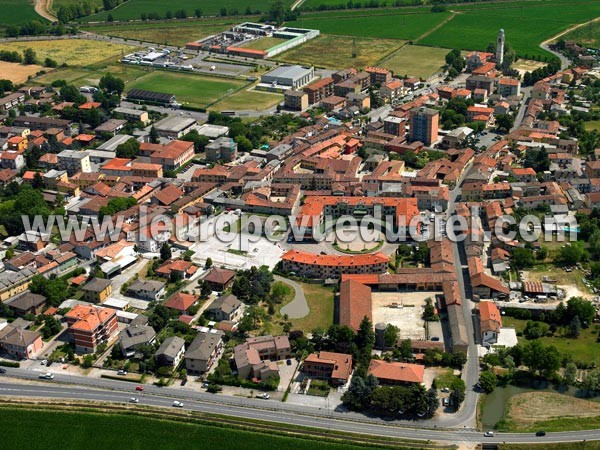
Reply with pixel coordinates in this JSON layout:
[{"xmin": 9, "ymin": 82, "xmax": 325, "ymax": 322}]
[
  {"xmin": 523, "ymin": 320, "xmax": 549, "ymax": 339},
  {"xmin": 565, "ymin": 297, "xmax": 595, "ymax": 328},
  {"xmin": 399, "ymin": 339, "xmax": 413, "ymax": 361},
  {"xmin": 422, "ymin": 297, "xmax": 437, "ymax": 321},
  {"xmin": 234, "ymin": 135, "xmax": 253, "ymax": 152},
  {"xmin": 495, "ymin": 113, "xmax": 514, "ymax": 132},
  {"xmin": 99, "ymin": 73, "xmax": 125, "ymax": 95},
  {"xmin": 341, "ymin": 375, "xmax": 377, "ymax": 410},
  {"xmin": 556, "ymin": 242, "xmax": 587, "ymax": 266},
  {"xmin": 522, "ymin": 340, "xmax": 560, "ymax": 377},
  {"xmin": 450, "ymin": 378, "xmax": 466, "ymax": 408},
  {"xmin": 149, "ymin": 126, "xmax": 160, "ymax": 144},
  {"xmin": 425, "ymin": 387, "xmax": 439, "ymax": 417},
  {"xmin": 563, "ymin": 362, "xmax": 577, "ymax": 386},
  {"xmin": 82, "ymin": 354, "xmax": 94, "ymax": 368},
  {"xmin": 356, "ymin": 316, "xmax": 375, "ymax": 350},
  {"xmin": 478, "ymin": 371, "xmax": 498, "ymax": 393},
  {"xmin": 41, "ymin": 315, "xmax": 61, "ymax": 339},
  {"xmin": 44, "ymin": 57, "xmax": 58, "ymax": 68},
  {"xmin": 160, "ymin": 242, "xmax": 172, "ymax": 261},
  {"xmin": 59, "ymin": 84, "xmax": 85, "ymax": 104},
  {"xmin": 384, "ymin": 324, "xmax": 399, "ymax": 348},
  {"xmin": 569, "ymin": 315, "xmax": 582, "ymax": 338},
  {"xmin": 116, "ymin": 138, "xmax": 140, "ymax": 158},
  {"xmin": 23, "ymin": 48, "xmax": 37, "ymax": 65},
  {"xmin": 205, "ymin": 257, "xmax": 213, "ymax": 269}
]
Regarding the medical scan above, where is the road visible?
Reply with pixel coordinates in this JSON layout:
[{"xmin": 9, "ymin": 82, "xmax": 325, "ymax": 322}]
[
  {"xmin": 1, "ymin": 376, "xmax": 599, "ymax": 446},
  {"xmin": 276, "ymin": 275, "xmax": 309, "ymax": 319},
  {"xmin": 511, "ymin": 86, "xmax": 532, "ymax": 132},
  {"xmin": 539, "ymin": 17, "xmax": 600, "ymax": 70}
]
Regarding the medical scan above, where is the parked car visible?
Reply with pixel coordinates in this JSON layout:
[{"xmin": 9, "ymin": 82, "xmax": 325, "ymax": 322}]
[
  {"xmin": 135, "ymin": 385, "xmax": 144, "ymax": 391},
  {"xmin": 535, "ymin": 431, "xmax": 546, "ymax": 437},
  {"xmin": 256, "ymin": 393, "xmax": 270, "ymax": 400},
  {"xmin": 117, "ymin": 369, "xmax": 127, "ymax": 376},
  {"xmin": 442, "ymin": 398, "xmax": 450, "ymax": 406},
  {"xmin": 0, "ymin": 368, "xmax": 6, "ymax": 374},
  {"xmin": 39, "ymin": 373, "xmax": 54, "ymax": 380},
  {"xmin": 129, "ymin": 397, "xmax": 139, "ymax": 403},
  {"xmin": 286, "ymin": 359, "xmax": 292, "ymax": 366},
  {"xmin": 441, "ymin": 387, "xmax": 450, "ymax": 393},
  {"xmin": 484, "ymin": 431, "xmax": 494, "ymax": 437},
  {"xmin": 172, "ymin": 401, "xmax": 184, "ymax": 407},
  {"xmin": 40, "ymin": 359, "xmax": 47, "ymax": 365}
]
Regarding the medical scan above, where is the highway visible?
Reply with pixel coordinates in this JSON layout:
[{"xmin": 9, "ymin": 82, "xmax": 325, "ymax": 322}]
[{"xmin": 0, "ymin": 376, "xmax": 599, "ymax": 446}]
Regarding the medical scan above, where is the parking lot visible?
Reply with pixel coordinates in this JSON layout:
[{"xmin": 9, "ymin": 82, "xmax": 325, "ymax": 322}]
[{"xmin": 371, "ymin": 291, "xmax": 441, "ymax": 340}]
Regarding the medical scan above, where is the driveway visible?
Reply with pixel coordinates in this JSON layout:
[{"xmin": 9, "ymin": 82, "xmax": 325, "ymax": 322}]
[{"xmin": 276, "ymin": 275, "xmax": 309, "ymax": 319}]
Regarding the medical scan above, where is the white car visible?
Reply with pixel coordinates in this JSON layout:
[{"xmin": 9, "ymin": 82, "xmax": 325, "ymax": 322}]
[
  {"xmin": 39, "ymin": 372, "xmax": 54, "ymax": 380},
  {"xmin": 484, "ymin": 431, "xmax": 494, "ymax": 437},
  {"xmin": 129, "ymin": 397, "xmax": 139, "ymax": 403},
  {"xmin": 172, "ymin": 401, "xmax": 184, "ymax": 407},
  {"xmin": 256, "ymin": 393, "xmax": 270, "ymax": 400},
  {"xmin": 40, "ymin": 359, "xmax": 47, "ymax": 366}
]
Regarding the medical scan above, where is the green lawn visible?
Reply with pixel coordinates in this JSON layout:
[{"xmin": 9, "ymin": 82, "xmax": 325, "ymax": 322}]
[
  {"xmin": 0, "ymin": 0, "xmax": 43, "ymax": 25},
  {"xmin": 501, "ymin": 443, "xmax": 600, "ymax": 450},
  {"xmin": 379, "ymin": 44, "xmax": 450, "ymax": 79},
  {"xmin": 242, "ymin": 37, "xmax": 288, "ymax": 51},
  {"xmin": 585, "ymin": 120, "xmax": 600, "ymax": 132},
  {"xmin": 125, "ymin": 71, "xmax": 248, "ymax": 108},
  {"xmin": 81, "ymin": 20, "xmax": 236, "ymax": 47},
  {"xmin": 503, "ymin": 317, "xmax": 600, "ymax": 366},
  {"xmin": 0, "ymin": 407, "xmax": 376, "ymax": 450},
  {"xmin": 83, "ymin": 0, "xmax": 293, "ymax": 22},
  {"xmin": 277, "ymin": 34, "xmax": 405, "ymax": 69},
  {"xmin": 211, "ymin": 88, "xmax": 283, "ymax": 111},
  {"xmin": 34, "ymin": 64, "xmax": 151, "ymax": 87},
  {"xmin": 558, "ymin": 20, "xmax": 600, "ymax": 48}
]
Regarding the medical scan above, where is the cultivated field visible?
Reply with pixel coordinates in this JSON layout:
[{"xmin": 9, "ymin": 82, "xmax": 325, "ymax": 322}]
[
  {"xmin": 585, "ymin": 120, "xmax": 600, "ymax": 132},
  {"xmin": 0, "ymin": 406, "xmax": 373, "ymax": 450},
  {"xmin": 287, "ymin": 11, "xmax": 451, "ymax": 41},
  {"xmin": 83, "ymin": 0, "xmax": 293, "ymax": 22},
  {"xmin": 419, "ymin": 0, "xmax": 600, "ymax": 58},
  {"xmin": 503, "ymin": 392, "xmax": 600, "ymax": 431},
  {"xmin": 0, "ymin": 40, "xmax": 134, "ymax": 67},
  {"xmin": 82, "ymin": 20, "xmax": 236, "ymax": 47},
  {"xmin": 0, "ymin": 61, "xmax": 44, "ymax": 83},
  {"xmin": 125, "ymin": 71, "xmax": 248, "ymax": 108},
  {"xmin": 0, "ymin": 0, "xmax": 42, "ymax": 25},
  {"xmin": 277, "ymin": 34, "xmax": 405, "ymax": 69},
  {"xmin": 379, "ymin": 44, "xmax": 449, "ymax": 79},
  {"xmin": 241, "ymin": 37, "xmax": 288, "ymax": 51},
  {"xmin": 211, "ymin": 88, "xmax": 282, "ymax": 111},
  {"xmin": 35, "ymin": 64, "xmax": 150, "ymax": 88}
]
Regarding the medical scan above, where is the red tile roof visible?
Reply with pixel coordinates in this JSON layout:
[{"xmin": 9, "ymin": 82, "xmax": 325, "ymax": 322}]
[{"xmin": 367, "ymin": 360, "xmax": 424, "ymax": 384}]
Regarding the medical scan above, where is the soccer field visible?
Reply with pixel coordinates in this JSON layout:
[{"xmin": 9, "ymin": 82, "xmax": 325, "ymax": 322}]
[{"xmin": 125, "ymin": 71, "xmax": 248, "ymax": 108}]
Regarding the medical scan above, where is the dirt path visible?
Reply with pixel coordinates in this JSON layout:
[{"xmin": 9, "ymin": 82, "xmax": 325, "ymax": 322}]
[
  {"xmin": 414, "ymin": 12, "xmax": 457, "ymax": 44},
  {"xmin": 34, "ymin": 0, "xmax": 57, "ymax": 22},
  {"xmin": 540, "ymin": 16, "xmax": 600, "ymax": 69}
]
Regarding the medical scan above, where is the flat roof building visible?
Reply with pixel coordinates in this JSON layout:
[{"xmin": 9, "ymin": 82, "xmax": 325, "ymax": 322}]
[
  {"xmin": 261, "ymin": 65, "xmax": 314, "ymax": 90},
  {"xmin": 154, "ymin": 116, "xmax": 197, "ymax": 139}
]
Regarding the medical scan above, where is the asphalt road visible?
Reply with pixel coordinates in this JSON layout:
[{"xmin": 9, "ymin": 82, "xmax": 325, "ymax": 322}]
[{"xmin": 1, "ymin": 377, "xmax": 599, "ymax": 446}]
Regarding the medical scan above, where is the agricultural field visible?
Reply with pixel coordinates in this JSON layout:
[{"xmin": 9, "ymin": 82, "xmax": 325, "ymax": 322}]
[
  {"xmin": 419, "ymin": 0, "xmax": 600, "ymax": 58},
  {"xmin": 83, "ymin": 0, "xmax": 293, "ymax": 22},
  {"xmin": 557, "ymin": 20, "xmax": 600, "ymax": 48},
  {"xmin": 0, "ymin": 61, "xmax": 44, "ymax": 83},
  {"xmin": 277, "ymin": 35, "xmax": 405, "ymax": 69},
  {"xmin": 379, "ymin": 44, "xmax": 449, "ymax": 79},
  {"xmin": 211, "ymin": 88, "xmax": 283, "ymax": 111},
  {"xmin": 81, "ymin": 20, "xmax": 236, "ymax": 47},
  {"xmin": 35, "ymin": 64, "xmax": 150, "ymax": 87},
  {"xmin": 0, "ymin": 0, "xmax": 42, "ymax": 26},
  {"xmin": 0, "ymin": 39, "xmax": 134, "ymax": 67},
  {"xmin": 500, "ymin": 391, "xmax": 600, "ymax": 432},
  {"xmin": 0, "ymin": 407, "xmax": 375, "ymax": 450},
  {"xmin": 125, "ymin": 71, "xmax": 248, "ymax": 109},
  {"xmin": 287, "ymin": 11, "xmax": 452, "ymax": 41},
  {"xmin": 241, "ymin": 37, "xmax": 288, "ymax": 51}
]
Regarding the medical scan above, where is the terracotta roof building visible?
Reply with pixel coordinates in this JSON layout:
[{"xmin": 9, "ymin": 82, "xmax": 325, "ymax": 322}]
[
  {"xmin": 65, "ymin": 304, "xmax": 118, "ymax": 353},
  {"xmin": 303, "ymin": 351, "xmax": 353, "ymax": 385},
  {"xmin": 339, "ymin": 279, "xmax": 372, "ymax": 331},
  {"xmin": 367, "ymin": 360, "xmax": 424, "ymax": 385}
]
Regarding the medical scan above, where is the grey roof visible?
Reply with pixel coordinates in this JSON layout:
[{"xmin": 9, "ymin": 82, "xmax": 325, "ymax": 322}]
[
  {"xmin": 0, "ymin": 267, "xmax": 36, "ymax": 290},
  {"xmin": 185, "ymin": 330, "xmax": 224, "ymax": 361},
  {"xmin": 447, "ymin": 303, "xmax": 468, "ymax": 350},
  {"xmin": 95, "ymin": 119, "xmax": 127, "ymax": 133},
  {"xmin": 82, "ymin": 278, "xmax": 112, "ymax": 292},
  {"xmin": 97, "ymin": 134, "xmax": 135, "ymax": 152},
  {"xmin": 207, "ymin": 294, "xmax": 241, "ymax": 316},
  {"xmin": 154, "ymin": 116, "xmax": 196, "ymax": 132},
  {"xmin": 128, "ymin": 280, "xmax": 165, "ymax": 293},
  {"xmin": 155, "ymin": 336, "xmax": 185, "ymax": 359},
  {"xmin": 264, "ymin": 65, "xmax": 312, "ymax": 80},
  {"xmin": 119, "ymin": 324, "xmax": 156, "ymax": 350},
  {"xmin": 57, "ymin": 150, "xmax": 90, "ymax": 160},
  {"xmin": 7, "ymin": 292, "xmax": 46, "ymax": 311}
]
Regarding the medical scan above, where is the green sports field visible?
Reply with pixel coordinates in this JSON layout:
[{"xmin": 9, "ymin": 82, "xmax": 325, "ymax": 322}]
[
  {"xmin": 0, "ymin": 0, "xmax": 44, "ymax": 25},
  {"xmin": 83, "ymin": 0, "xmax": 293, "ymax": 22},
  {"xmin": 125, "ymin": 71, "xmax": 248, "ymax": 108},
  {"xmin": 0, "ymin": 407, "xmax": 376, "ymax": 450}
]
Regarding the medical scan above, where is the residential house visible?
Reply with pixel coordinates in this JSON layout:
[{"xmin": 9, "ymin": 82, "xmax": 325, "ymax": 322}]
[
  {"xmin": 203, "ymin": 267, "xmax": 236, "ymax": 292},
  {"xmin": 206, "ymin": 294, "xmax": 242, "ymax": 322},
  {"xmin": 164, "ymin": 292, "xmax": 198, "ymax": 315},
  {"xmin": 119, "ymin": 323, "xmax": 156, "ymax": 357},
  {"xmin": 65, "ymin": 304, "xmax": 119, "ymax": 353},
  {"xmin": 479, "ymin": 301, "xmax": 502, "ymax": 344},
  {"xmin": 81, "ymin": 278, "xmax": 112, "ymax": 304},
  {"xmin": 367, "ymin": 360, "xmax": 424, "ymax": 385},
  {"xmin": 7, "ymin": 292, "xmax": 46, "ymax": 316},
  {"xmin": 302, "ymin": 351, "xmax": 353, "ymax": 386},
  {"xmin": 233, "ymin": 334, "xmax": 291, "ymax": 380},
  {"xmin": 126, "ymin": 280, "xmax": 166, "ymax": 301},
  {"xmin": 185, "ymin": 330, "xmax": 224, "ymax": 374},
  {"xmin": 155, "ymin": 336, "xmax": 185, "ymax": 367},
  {"xmin": 0, "ymin": 325, "xmax": 43, "ymax": 359}
]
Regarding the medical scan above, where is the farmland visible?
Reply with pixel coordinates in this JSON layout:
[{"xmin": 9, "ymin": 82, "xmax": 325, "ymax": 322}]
[
  {"xmin": 83, "ymin": 0, "xmax": 293, "ymax": 22},
  {"xmin": 0, "ymin": 406, "xmax": 375, "ymax": 450},
  {"xmin": 0, "ymin": 61, "xmax": 44, "ymax": 83},
  {"xmin": 379, "ymin": 44, "xmax": 450, "ymax": 79},
  {"xmin": 81, "ymin": 20, "xmax": 236, "ymax": 47},
  {"xmin": 277, "ymin": 35, "xmax": 405, "ymax": 69},
  {"xmin": 0, "ymin": 39, "xmax": 134, "ymax": 67},
  {"xmin": 0, "ymin": 0, "xmax": 42, "ymax": 26},
  {"xmin": 287, "ymin": 11, "xmax": 451, "ymax": 41},
  {"xmin": 211, "ymin": 88, "xmax": 283, "ymax": 111},
  {"xmin": 585, "ymin": 121, "xmax": 600, "ymax": 132},
  {"xmin": 35, "ymin": 64, "xmax": 151, "ymax": 87},
  {"xmin": 125, "ymin": 71, "xmax": 248, "ymax": 109}
]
